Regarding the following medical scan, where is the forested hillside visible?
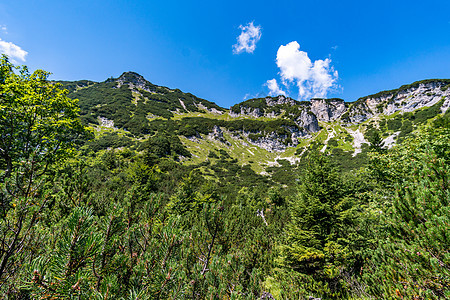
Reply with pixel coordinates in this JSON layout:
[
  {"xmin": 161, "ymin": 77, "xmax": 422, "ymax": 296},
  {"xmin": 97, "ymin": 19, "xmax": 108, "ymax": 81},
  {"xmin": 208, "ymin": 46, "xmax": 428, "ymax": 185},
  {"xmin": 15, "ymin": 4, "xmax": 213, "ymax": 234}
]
[{"xmin": 1, "ymin": 56, "xmax": 449, "ymax": 299}]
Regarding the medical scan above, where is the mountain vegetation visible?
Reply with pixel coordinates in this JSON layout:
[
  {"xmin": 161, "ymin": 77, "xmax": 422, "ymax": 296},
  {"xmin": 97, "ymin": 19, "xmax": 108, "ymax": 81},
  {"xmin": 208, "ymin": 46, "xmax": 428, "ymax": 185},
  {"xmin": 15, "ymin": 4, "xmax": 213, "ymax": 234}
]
[{"xmin": 0, "ymin": 55, "xmax": 449, "ymax": 299}]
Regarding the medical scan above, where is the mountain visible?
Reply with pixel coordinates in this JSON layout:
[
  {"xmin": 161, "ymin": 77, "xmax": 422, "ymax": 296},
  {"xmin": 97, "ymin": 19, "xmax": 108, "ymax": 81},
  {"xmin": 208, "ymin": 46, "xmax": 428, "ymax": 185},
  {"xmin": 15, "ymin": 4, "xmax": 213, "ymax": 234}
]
[
  {"xmin": 5, "ymin": 63, "xmax": 449, "ymax": 300},
  {"xmin": 59, "ymin": 72, "xmax": 225, "ymax": 135},
  {"xmin": 61, "ymin": 73, "xmax": 450, "ymax": 174}
]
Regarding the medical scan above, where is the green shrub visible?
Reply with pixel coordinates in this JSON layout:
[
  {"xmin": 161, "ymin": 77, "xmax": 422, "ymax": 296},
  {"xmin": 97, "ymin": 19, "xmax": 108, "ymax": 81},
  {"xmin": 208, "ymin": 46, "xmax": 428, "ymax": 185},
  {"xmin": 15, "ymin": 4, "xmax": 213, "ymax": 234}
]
[
  {"xmin": 413, "ymin": 97, "xmax": 445, "ymax": 124},
  {"xmin": 387, "ymin": 118, "xmax": 402, "ymax": 131}
]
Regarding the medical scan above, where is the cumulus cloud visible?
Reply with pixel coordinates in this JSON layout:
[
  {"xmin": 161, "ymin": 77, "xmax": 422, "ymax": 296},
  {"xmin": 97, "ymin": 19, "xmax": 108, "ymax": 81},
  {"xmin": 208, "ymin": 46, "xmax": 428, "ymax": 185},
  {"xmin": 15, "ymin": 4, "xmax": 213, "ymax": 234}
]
[
  {"xmin": 265, "ymin": 79, "xmax": 286, "ymax": 96},
  {"xmin": 0, "ymin": 38, "xmax": 28, "ymax": 62},
  {"xmin": 0, "ymin": 25, "xmax": 7, "ymax": 33},
  {"xmin": 232, "ymin": 22, "xmax": 261, "ymax": 54},
  {"xmin": 274, "ymin": 41, "xmax": 338, "ymax": 100}
]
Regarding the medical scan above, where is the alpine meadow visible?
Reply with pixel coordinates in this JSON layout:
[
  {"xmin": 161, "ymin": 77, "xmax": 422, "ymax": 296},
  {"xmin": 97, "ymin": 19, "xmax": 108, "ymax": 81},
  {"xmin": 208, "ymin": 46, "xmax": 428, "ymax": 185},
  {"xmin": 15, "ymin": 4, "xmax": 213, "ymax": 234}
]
[{"xmin": 1, "ymin": 1, "xmax": 450, "ymax": 298}]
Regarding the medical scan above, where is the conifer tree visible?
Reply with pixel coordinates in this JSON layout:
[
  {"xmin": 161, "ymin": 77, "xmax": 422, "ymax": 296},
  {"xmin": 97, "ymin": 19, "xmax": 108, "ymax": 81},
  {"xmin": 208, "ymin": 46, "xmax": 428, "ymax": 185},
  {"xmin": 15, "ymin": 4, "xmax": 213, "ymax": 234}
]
[
  {"xmin": 368, "ymin": 130, "xmax": 385, "ymax": 153},
  {"xmin": 26, "ymin": 207, "xmax": 102, "ymax": 298},
  {"xmin": 278, "ymin": 151, "xmax": 358, "ymax": 298},
  {"xmin": 364, "ymin": 128, "xmax": 450, "ymax": 299}
]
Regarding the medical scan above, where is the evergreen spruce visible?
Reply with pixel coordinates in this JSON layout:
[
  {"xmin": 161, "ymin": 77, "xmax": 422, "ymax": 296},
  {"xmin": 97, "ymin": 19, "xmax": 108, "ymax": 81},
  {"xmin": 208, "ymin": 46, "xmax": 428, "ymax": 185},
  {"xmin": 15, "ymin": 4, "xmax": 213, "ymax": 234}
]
[{"xmin": 277, "ymin": 151, "xmax": 359, "ymax": 298}]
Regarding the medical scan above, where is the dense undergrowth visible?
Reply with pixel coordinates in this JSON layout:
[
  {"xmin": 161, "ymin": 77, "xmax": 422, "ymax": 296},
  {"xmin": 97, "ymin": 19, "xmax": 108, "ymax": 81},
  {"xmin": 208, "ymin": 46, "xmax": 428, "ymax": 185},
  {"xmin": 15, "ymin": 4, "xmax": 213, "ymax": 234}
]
[{"xmin": 1, "ymin": 57, "xmax": 449, "ymax": 299}]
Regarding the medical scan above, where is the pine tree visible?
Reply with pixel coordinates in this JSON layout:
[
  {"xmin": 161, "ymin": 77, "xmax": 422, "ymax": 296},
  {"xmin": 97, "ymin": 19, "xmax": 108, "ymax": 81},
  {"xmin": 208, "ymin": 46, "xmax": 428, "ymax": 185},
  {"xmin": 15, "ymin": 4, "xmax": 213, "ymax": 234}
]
[
  {"xmin": 277, "ymin": 151, "xmax": 359, "ymax": 298},
  {"xmin": 26, "ymin": 207, "xmax": 102, "ymax": 298},
  {"xmin": 364, "ymin": 129, "xmax": 450, "ymax": 299},
  {"xmin": 368, "ymin": 130, "xmax": 385, "ymax": 153}
]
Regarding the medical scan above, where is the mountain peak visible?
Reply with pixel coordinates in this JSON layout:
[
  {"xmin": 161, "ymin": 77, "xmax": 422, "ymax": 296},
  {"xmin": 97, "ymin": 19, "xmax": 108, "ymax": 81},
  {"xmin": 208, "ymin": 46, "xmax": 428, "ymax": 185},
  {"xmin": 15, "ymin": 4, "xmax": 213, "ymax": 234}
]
[
  {"xmin": 117, "ymin": 71, "xmax": 146, "ymax": 83},
  {"xmin": 114, "ymin": 71, "xmax": 156, "ymax": 92}
]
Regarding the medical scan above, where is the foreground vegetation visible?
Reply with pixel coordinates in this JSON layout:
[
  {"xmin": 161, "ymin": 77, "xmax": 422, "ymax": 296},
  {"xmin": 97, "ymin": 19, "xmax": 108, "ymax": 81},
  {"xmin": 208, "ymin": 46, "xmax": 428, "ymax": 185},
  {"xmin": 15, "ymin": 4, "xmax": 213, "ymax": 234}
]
[{"xmin": 1, "ymin": 57, "xmax": 449, "ymax": 299}]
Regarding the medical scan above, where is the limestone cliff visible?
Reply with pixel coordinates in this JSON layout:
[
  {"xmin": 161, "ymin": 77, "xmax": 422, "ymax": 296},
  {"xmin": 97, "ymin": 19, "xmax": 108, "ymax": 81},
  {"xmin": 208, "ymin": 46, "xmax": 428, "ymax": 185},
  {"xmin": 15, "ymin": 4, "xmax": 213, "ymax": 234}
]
[
  {"xmin": 342, "ymin": 80, "xmax": 450, "ymax": 124},
  {"xmin": 310, "ymin": 98, "xmax": 346, "ymax": 122},
  {"xmin": 230, "ymin": 95, "xmax": 321, "ymax": 135}
]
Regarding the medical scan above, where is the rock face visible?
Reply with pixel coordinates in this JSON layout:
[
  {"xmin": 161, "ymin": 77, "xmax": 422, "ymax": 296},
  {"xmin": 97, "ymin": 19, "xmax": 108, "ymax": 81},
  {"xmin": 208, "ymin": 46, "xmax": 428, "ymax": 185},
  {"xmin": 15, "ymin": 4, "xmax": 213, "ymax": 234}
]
[
  {"xmin": 245, "ymin": 131, "xmax": 302, "ymax": 152},
  {"xmin": 229, "ymin": 106, "xmax": 265, "ymax": 118},
  {"xmin": 293, "ymin": 110, "xmax": 320, "ymax": 132},
  {"xmin": 265, "ymin": 95, "xmax": 296, "ymax": 107},
  {"xmin": 207, "ymin": 126, "xmax": 231, "ymax": 146},
  {"xmin": 116, "ymin": 71, "xmax": 155, "ymax": 92},
  {"xmin": 343, "ymin": 80, "xmax": 450, "ymax": 124},
  {"xmin": 231, "ymin": 96, "xmax": 352, "ymax": 133},
  {"xmin": 209, "ymin": 125, "xmax": 223, "ymax": 139},
  {"xmin": 230, "ymin": 96, "xmax": 321, "ymax": 134},
  {"xmin": 195, "ymin": 102, "xmax": 224, "ymax": 114},
  {"xmin": 310, "ymin": 98, "xmax": 347, "ymax": 122},
  {"xmin": 97, "ymin": 117, "xmax": 115, "ymax": 128}
]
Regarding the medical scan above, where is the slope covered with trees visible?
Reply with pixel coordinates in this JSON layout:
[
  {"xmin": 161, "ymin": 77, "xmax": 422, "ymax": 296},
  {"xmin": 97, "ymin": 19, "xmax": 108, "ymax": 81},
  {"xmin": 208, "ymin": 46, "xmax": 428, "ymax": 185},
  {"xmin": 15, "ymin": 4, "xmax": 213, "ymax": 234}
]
[{"xmin": 0, "ymin": 57, "xmax": 449, "ymax": 299}]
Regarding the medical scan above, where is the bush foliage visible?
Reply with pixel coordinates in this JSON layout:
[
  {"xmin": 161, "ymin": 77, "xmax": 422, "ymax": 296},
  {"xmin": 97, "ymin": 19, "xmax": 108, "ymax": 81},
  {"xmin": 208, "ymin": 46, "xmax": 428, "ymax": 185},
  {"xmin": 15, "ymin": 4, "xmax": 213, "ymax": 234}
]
[{"xmin": 1, "ymin": 58, "xmax": 449, "ymax": 299}]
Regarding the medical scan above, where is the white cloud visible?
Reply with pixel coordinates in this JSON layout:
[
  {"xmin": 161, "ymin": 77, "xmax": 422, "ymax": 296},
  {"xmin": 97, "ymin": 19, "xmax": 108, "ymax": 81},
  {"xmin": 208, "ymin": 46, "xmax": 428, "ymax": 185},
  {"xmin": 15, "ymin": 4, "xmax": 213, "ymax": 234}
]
[
  {"xmin": 274, "ymin": 41, "xmax": 338, "ymax": 100},
  {"xmin": 310, "ymin": 58, "xmax": 338, "ymax": 98},
  {"xmin": 0, "ymin": 25, "xmax": 7, "ymax": 33},
  {"xmin": 0, "ymin": 38, "xmax": 28, "ymax": 62},
  {"xmin": 265, "ymin": 79, "xmax": 286, "ymax": 96},
  {"xmin": 232, "ymin": 22, "xmax": 261, "ymax": 54}
]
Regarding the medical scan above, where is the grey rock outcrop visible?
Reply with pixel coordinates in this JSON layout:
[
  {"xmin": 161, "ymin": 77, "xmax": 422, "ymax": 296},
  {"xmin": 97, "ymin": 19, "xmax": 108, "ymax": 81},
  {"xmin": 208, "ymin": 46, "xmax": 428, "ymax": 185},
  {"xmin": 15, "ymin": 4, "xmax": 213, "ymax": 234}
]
[
  {"xmin": 246, "ymin": 132, "xmax": 288, "ymax": 152},
  {"xmin": 116, "ymin": 71, "xmax": 155, "ymax": 93},
  {"xmin": 229, "ymin": 106, "xmax": 265, "ymax": 118},
  {"xmin": 266, "ymin": 95, "xmax": 296, "ymax": 107},
  {"xmin": 293, "ymin": 110, "xmax": 320, "ymax": 132},
  {"xmin": 343, "ymin": 80, "xmax": 450, "ymax": 124},
  {"xmin": 310, "ymin": 98, "xmax": 347, "ymax": 122},
  {"xmin": 207, "ymin": 126, "xmax": 231, "ymax": 146},
  {"xmin": 243, "ymin": 126, "xmax": 307, "ymax": 152}
]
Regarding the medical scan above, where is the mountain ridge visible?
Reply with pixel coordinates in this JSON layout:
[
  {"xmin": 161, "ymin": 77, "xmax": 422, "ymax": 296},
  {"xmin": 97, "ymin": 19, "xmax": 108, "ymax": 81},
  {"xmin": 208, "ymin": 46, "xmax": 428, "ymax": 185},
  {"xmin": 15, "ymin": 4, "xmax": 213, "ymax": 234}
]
[
  {"xmin": 60, "ymin": 72, "xmax": 450, "ymax": 173},
  {"xmin": 60, "ymin": 71, "xmax": 450, "ymax": 112}
]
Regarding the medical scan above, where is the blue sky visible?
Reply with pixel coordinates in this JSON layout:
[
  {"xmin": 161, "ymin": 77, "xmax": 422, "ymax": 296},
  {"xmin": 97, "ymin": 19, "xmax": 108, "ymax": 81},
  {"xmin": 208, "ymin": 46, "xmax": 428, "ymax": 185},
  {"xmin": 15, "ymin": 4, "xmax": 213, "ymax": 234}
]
[{"xmin": 1, "ymin": 0, "xmax": 449, "ymax": 107}]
